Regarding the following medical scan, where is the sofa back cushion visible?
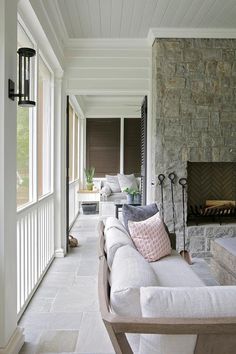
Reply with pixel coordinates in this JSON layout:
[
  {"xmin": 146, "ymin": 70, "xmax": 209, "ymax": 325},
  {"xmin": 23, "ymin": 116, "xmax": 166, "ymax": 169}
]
[
  {"xmin": 110, "ymin": 245, "xmax": 158, "ymax": 317},
  {"xmin": 140, "ymin": 286, "xmax": 236, "ymax": 354},
  {"xmin": 104, "ymin": 217, "xmax": 134, "ymax": 268},
  {"xmin": 122, "ymin": 203, "xmax": 158, "ymax": 231},
  {"xmin": 117, "ymin": 173, "xmax": 138, "ymax": 191},
  {"xmin": 128, "ymin": 213, "xmax": 171, "ymax": 262},
  {"xmin": 105, "ymin": 175, "xmax": 121, "ymax": 193}
]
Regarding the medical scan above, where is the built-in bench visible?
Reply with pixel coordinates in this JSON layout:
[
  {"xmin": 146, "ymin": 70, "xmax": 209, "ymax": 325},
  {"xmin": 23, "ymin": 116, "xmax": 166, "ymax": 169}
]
[{"xmin": 211, "ymin": 237, "xmax": 236, "ymax": 285}]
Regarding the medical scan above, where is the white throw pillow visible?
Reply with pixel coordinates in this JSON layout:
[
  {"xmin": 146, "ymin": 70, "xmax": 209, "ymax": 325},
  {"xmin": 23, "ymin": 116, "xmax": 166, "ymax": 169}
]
[
  {"xmin": 104, "ymin": 218, "xmax": 134, "ymax": 269},
  {"xmin": 128, "ymin": 213, "xmax": 171, "ymax": 262},
  {"xmin": 110, "ymin": 245, "xmax": 158, "ymax": 317},
  {"xmin": 117, "ymin": 173, "xmax": 138, "ymax": 191},
  {"xmin": 105, "ymin": 175, "xmax": 121, "ymax": 193},
  {"xmin": 140, "ymin": 286, "xmax": 236, "ymax": 354}
]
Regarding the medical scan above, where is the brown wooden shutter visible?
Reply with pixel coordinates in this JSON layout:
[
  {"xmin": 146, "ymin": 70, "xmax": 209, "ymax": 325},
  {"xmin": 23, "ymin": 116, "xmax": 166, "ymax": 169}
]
[
  {"xmin": 124, "ymin": 118, "xmax": 141, "ymax": 176},
  {"xmin": 86, "ymin": 118, "xmax": 120, "ymax": 177},
  {"xmin": 141, "ymin": 96, "xmax": 147, "ymax": 204}
]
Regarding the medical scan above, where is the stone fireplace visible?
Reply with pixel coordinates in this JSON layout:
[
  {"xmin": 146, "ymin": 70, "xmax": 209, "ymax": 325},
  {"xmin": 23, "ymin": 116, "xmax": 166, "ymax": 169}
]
[{"xmin": 152, "ymin": 38, "xmax": 236, "ymax": 257}]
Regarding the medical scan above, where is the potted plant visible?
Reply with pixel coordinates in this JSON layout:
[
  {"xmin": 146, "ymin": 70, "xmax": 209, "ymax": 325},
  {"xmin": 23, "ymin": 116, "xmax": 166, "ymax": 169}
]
[
  {"xmin": 133, "ymin": 190, "xmax": 141, "ymax": 204},
  {"xmin": 84, "ymin": 167, "xmax": 95, "ymax": 191},
  {"xmin": 123, "ymin": 187, "xmax": 136, "ymax": 204}
]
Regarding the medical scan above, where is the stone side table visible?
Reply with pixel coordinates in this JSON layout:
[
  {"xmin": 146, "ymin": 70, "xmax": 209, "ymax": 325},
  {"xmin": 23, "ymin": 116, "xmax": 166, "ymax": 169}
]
[{"xmin": 210, "ymin": 237, "xmax": 236, "ymax": 285}]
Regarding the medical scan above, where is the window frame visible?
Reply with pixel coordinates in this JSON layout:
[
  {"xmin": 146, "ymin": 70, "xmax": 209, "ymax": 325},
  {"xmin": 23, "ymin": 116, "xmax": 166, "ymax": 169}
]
[
  {"xmin": 17, "ymin": 18, "xmax": 54, "ymax": 211},
  {"xmin": 37, "ymin": 51, "xmax": 54, "ymax": 200},
  {"xmin": 68, "ymin": 100, "xmax": 80, "ymax": 185}
]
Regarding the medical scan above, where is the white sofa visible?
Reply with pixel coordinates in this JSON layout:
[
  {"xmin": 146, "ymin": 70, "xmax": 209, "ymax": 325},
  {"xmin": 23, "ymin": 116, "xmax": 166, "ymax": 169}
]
[{"xmin": 98, "ymin": 217, "xmax": 236, "ymax": 354}]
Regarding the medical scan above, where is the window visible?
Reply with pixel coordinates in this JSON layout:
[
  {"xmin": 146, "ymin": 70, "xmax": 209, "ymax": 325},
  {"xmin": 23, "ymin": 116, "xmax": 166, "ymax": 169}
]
[
  {"xmin": 16, "ymin": 21, "xmax": 54, "ymax": 208},
  {"xmin": 86, "ymin": 118, "xmax": 120, "ymax": 177},
  {"xmin": 16, "ymin": 24, "xmax": 34, "ymax": 208},
  {"xmin": 124, "ymin": 118, "xmax": 141, "ymax": 175},
  {"xmin": 38, "ymin": 56, "xmax": 52, "ymax": 197}
]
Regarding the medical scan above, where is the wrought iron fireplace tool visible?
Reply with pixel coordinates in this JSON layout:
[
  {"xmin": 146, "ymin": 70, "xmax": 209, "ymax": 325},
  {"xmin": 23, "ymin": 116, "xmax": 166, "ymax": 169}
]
[
  {"xmin": 179, "ymin": 178, "xmax": 192, "ymax": 265},
  {"xmin": 168, "ymin": 172, "xmax": 176, "ymax": 234},
  {"xmin": 158, "ymin": 174, "xmax": 165, "ymax": 221}
]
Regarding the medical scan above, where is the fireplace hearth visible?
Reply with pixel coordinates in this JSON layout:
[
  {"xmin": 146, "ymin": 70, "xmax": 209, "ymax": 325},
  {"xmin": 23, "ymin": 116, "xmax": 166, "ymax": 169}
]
[{"xmin": 187, "ymin": 162, "xmax": 236, "ymax": 225}]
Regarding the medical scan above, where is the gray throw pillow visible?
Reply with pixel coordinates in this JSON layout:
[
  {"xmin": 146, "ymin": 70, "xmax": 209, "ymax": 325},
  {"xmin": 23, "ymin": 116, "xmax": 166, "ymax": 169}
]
[
  {"xmin": 122, "ymin": 203, "xmax": 159, "ymax": 232},
  {"xmin": 105, "ymin": 175, "xmax": 121, "ymax": 193}
]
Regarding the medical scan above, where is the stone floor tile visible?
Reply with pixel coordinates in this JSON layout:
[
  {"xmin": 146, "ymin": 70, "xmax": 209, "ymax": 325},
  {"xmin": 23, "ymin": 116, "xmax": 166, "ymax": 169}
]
[
  {"xmin": 36, "ymin": 330, "xmax": 79, "ymax": 353},
  {"xmin": 33, "ymin": 287, "xmax": 60, "ymax": 299},
  {"xmin": 26, "ymin": 297, "xmax": 54, "ymax": 313},
  {"xmin": 20, "ymin": 312, "xmax": 83, "ymax": 330},
  {"xmin": 77, "ymin": 260, "xmax": 99, "ymax": 276},
  {"xmin": 75, "ymin": 312, "xmax": 114, "ymax": 353},
  {"xmin": 51, "ymin": 277, "xmax": 99, "ymax": 313}
]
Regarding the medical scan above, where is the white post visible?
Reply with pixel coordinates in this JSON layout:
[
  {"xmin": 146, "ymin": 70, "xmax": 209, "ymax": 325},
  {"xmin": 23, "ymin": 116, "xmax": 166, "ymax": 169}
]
[
  {"xmin": 0, "ymin": 0, "xmax": 24, "ymax": 353},
  {"xmin": 54, "ymin": 72, "xmax": 66, "ymax": 257},
  {"xmin": 120, "ymin": 117, "xmax": 124, "ymax": 174}
]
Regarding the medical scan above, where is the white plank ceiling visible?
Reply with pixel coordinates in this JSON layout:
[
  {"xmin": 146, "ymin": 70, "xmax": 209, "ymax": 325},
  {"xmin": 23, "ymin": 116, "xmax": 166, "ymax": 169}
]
[{"xmin": 43, "ymin": 0, "xmax": 236, "ymax": 39}]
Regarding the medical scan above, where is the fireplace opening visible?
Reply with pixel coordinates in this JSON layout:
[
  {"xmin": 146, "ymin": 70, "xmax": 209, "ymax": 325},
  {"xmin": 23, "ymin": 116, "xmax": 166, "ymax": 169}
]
[{"xmin": 187, "ymin": 162, "xmax": 236, "ymax": 225}]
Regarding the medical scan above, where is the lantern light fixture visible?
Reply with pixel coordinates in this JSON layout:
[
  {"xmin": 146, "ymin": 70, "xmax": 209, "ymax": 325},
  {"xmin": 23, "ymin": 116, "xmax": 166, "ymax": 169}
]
[{"xmin": 8, "ymin": 47, "xmax": 36, "ymax": 107}]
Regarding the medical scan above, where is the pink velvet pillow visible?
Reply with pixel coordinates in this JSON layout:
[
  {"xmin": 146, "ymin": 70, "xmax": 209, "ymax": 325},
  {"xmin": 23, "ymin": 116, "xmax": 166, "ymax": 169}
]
[{"xmin": 128, "ymin": 213, "xmax": 171, "ymax": 262}]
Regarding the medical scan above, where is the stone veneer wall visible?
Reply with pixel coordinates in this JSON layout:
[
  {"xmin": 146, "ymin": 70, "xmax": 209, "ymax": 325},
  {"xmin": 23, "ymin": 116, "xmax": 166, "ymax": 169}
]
[{"xmin": 152, "ymin": 38, "xmax": 236, "ymax": 257}]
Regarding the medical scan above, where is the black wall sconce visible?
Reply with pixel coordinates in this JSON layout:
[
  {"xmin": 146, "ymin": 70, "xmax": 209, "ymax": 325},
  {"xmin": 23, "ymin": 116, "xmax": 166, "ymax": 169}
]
[{"xmin": 8, "ymin": 47, "xmax": 36, "ymax": 107}]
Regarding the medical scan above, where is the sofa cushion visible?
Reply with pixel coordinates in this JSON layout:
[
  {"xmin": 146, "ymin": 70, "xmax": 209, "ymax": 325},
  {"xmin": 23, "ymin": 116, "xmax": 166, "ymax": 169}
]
[
  {"xmin": 128, "ymin": 213, "xmax": 171, "ymax": 262},
  {"xmin": 105, "ymin": 175, "xmax": 121, "ymax": 193},
  {"xmin": 117, "ymin": 173, "xmax": 138, "ymax": 191},
  {"xmin": 122, "ymin": 203, "xmax": 158, "ymax": 231},
  {"xmin": 140, "ymin": 286, "xmax": 236, "ymax": 354},
  {"xmin": 150, "ymin": 250, "xmax": 204, "ymax": 287},
  {"xmin": 110, "ymin": 245, "xmax": 158, "ymax": 317},
  {"xmin": 104, "ymin": 217, "xmax": 134, "ymax": 268}
]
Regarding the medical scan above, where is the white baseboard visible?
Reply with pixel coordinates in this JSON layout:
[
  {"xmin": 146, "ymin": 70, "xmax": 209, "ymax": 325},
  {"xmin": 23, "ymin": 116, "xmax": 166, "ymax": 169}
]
[
  {"xmin": 0, "ymin": 327, "xmax": 24, "ymax": 354},
  {"xmin": 54, "ymin": 248, "xmax": 65, "ymax": 258}
]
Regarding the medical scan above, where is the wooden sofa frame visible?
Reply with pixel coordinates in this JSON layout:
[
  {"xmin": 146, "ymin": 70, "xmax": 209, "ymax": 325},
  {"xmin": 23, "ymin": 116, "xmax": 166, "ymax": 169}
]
[{"xmin": 97, "ymin": 220, "xmax": 236, "ymax": 354}]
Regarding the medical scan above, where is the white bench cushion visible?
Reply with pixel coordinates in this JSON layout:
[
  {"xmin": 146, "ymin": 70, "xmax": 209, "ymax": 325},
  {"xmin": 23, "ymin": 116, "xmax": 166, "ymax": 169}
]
[
  {"xmin": 110, "ymin": 245, "xmax": 158, "ymax": 317},
  {"xmin": 140, "ymin": 286, "xmax": 236, "ymax": 354},
  {"xmin": 150, "ymin": 250, "xmax": 204, "ymax": 287}
]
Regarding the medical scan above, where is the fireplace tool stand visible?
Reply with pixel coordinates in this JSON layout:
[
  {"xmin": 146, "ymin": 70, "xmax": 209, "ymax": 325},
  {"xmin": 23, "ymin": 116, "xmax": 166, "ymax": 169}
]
[
  {"xmin": 168, "ymin": 172, "xmax": 176, "ymax": 234},
  {"xmin": 179, "ymin": 178, "xmax": 192, "ymax": 265},
  {"xmin": 158, "ymin": 174, "xmax": 165, "ymax": 220}
]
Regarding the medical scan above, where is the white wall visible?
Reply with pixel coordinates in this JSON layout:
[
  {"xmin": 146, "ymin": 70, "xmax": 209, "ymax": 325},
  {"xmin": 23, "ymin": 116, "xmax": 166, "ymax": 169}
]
[{"xmin": 0, "ymin": 0, "xmax": 24, "ymax": 352}]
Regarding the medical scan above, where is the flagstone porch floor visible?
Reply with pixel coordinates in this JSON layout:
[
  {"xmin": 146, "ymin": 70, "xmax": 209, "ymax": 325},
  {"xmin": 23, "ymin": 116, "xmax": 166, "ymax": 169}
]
[{"xmin": 19, "ymin": 213, "xmax": 218, "ymax": 354}]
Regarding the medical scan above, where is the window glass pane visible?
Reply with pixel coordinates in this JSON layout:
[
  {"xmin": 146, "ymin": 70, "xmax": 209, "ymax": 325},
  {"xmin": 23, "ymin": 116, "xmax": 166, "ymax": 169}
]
[
  {"xmin": 69, "ymin": 104, "xmax": 73, "ymax": 182},
  {"xmin": 38, "ymin": 56, "xmax": 52, "ymax": 197},
  {"xmin": 74, "ymin": 114, "xmax": 79, "ymax": 180},
  {"xmin": 16, "ymin": 24, "xmax": 34, "ymax": 208}
]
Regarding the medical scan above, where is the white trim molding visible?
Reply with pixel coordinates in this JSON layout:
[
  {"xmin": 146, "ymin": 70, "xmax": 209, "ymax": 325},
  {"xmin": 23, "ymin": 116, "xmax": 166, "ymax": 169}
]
[
  {"xmin": 0, "ymin": 327, "xmax": 24, "ymax": 354},
  {"xmin": 65, "ymin": 38, "xmax": 149, "ymax": 49},
  {"xmin": 148, "ymin": 27, "xmax": 236, "ymax": 46}
]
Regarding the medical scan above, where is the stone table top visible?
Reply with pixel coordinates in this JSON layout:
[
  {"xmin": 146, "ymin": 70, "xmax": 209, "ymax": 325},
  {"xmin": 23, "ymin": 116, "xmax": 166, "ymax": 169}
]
[{"xmin": 214, "ymin": 237, "xmax": 236, "ymax": 256}]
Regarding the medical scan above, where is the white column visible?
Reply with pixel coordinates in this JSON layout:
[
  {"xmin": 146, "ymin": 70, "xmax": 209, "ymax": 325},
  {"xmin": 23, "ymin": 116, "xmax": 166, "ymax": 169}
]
[
  {"xmin": 0, "ymin": 0, "xmax": 24, "ymax": 353},
  {"xmin": 120, "ymin": 117, "xmax": 124, "ymax": 174},
  {"xmin": 54, "ymin": 72, "xmax": 66, "ymax": 257}
]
